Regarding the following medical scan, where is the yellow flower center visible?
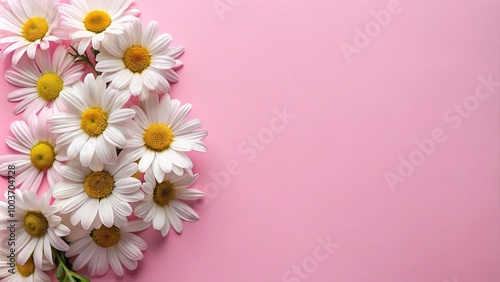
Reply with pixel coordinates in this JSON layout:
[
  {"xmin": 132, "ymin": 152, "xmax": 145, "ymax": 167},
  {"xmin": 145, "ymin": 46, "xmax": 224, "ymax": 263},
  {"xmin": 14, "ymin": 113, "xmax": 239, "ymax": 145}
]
[
  {"xmin": 36, "ymin": 73, "xmax": 63, "ymax": 101},
  {"xmin": 123, "ymin": 46, "xmax": 151, "ymax": 73},
  {"xmin": 24, "ymin": 211, "xmax": 48, "ymax": 237},
  {"xmin": 143, "ymin": 123, "xmax": 174, "ymax": 152},
  {"xmin": 132, "ymin": 171, "xmax": 142, "ymax": 179},
  {"xmin": 84, "ymin": 10, "xmax": 111, "ymax": 33},
  {"xmin": 16, "ymin": 257, "xmax": 35, "ymax": 277},
  {"xmin": 81, "ymin": 107, "xmax": 108, "ymax": 137},
  {"xmin": 90, "ymin": 226, "xmax": 120, "ymax": 247},
  {"xmin": 22, "ymin": 17, "xmax": 48, "ymax": 42},
  {"xmin": 30, "ymin": 142, "xmax": 56, "ymax": 170},
  {"xmin": 84, "ymin": 171, "xmax": 114, "ymax": 199},
  {"xmin": 153, "ymin": 180, "xmax": 175, "ymax": 206},
  {"xmin": 132, "ymin": 159, "xmax": 141, "ymax": 179}
]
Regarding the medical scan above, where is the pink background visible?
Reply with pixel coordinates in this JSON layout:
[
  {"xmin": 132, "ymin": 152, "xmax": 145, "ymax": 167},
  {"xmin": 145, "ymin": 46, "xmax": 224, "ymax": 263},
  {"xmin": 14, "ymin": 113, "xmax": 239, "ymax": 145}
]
[{"xmin": 1, "ymin": 0, "xmax": 500, "ymax": 281}]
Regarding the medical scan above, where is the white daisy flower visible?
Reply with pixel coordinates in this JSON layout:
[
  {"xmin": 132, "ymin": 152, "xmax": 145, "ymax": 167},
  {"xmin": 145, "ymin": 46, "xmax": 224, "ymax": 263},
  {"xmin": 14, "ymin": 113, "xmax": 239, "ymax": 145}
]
[
  {"xmin": 5, "ymin": 45, "xmax": 85, "ymax": 119},
  {"xmin": 0, "ymin": 0, "xmax": 62, "ymax": 64},
  {"xmin": 48, "ymin": 73, "xmax": 135, "ymax": 170},
  {"xmin": 121, "ymin": 93, "xmax": 207, "ymax": 182},
  {"xmin": 96, "ymin": 19, "xmax": 183, "ymax": 100},
  {"xmin": 66, "ymin": 219, "xmax": 149, "ymax": 276},
  {"xmin": 0, "ymin": 248, "xmax": 52, "ymax": 282},
  {"xmin": 0, "ymin": 190, "xmax": 70, "ymax": 268},
  {"xmin": 52, "ymin": 158, "xmax": 143, "ymax": 229},
  {"xmin": 59, "ymin": 0, "xmax": 140, "ymax": 54},
  {"xmin": 135, "ymin": 169, "xmax": 203, "ymax": 236},
  {"xmin": 0, "ymin": 112, "xmax": 67, "ymax": 191}
]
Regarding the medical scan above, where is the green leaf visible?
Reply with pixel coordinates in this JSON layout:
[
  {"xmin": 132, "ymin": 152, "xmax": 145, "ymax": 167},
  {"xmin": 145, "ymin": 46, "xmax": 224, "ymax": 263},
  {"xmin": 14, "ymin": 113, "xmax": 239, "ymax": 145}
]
[
  {"xmin": 56, "ymin": 264, "xmax": 65, "ymax": 281},
  {"xmin": 74, "ymin": 273, "xmax": 91, "ymax": 282},
  {"xmin": 53, "ymin": 247, "xmax": 90, "ymax": 282}
]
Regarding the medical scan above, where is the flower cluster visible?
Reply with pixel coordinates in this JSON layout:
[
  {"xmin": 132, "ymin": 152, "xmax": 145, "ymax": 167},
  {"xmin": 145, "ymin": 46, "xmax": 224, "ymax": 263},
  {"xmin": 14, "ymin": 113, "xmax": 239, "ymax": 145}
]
[{"xmin": 0, "ymin": 0, "xmax": 207, "ymax": 280}]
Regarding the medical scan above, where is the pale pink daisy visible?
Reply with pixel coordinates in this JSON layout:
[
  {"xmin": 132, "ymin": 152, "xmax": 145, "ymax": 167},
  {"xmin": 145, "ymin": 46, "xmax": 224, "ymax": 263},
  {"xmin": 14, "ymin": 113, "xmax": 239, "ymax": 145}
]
[
  {"xmin": 0, "ymin": 0, "xmax": 62, "ymax": 64},
  {"xmin": 0, "ymin": 190, "xmax": 70, "ymax": 268},
  {"xmin": 5, "ymin": 45, "xmax": 84, "ymax": 118},
  {"xmin": 0, "ymin": 248, "xmax": 53, "ymax": 282},
  {"xmin": 0, "ymin": 112, "xmax": 67, "ymax": 191}
]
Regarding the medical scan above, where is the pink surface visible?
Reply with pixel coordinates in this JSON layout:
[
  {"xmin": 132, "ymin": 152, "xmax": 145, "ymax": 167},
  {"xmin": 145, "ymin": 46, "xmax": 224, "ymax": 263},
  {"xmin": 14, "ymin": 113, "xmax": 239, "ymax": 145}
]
[{"xmin": 1, "ymin": 0, "xmax": 500, "ymax": 281}]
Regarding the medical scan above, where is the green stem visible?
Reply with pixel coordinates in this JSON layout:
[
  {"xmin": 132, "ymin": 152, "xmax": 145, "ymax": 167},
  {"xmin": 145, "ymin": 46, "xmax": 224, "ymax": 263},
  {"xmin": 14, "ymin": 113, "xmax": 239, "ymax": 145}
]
[
  {"xmin": 68, "ymin": 45, "xmax": 101, "ymax": 76},
  {"xmin": 53, "ymin": 248, "xmax": 90, "ymax": 282}
]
